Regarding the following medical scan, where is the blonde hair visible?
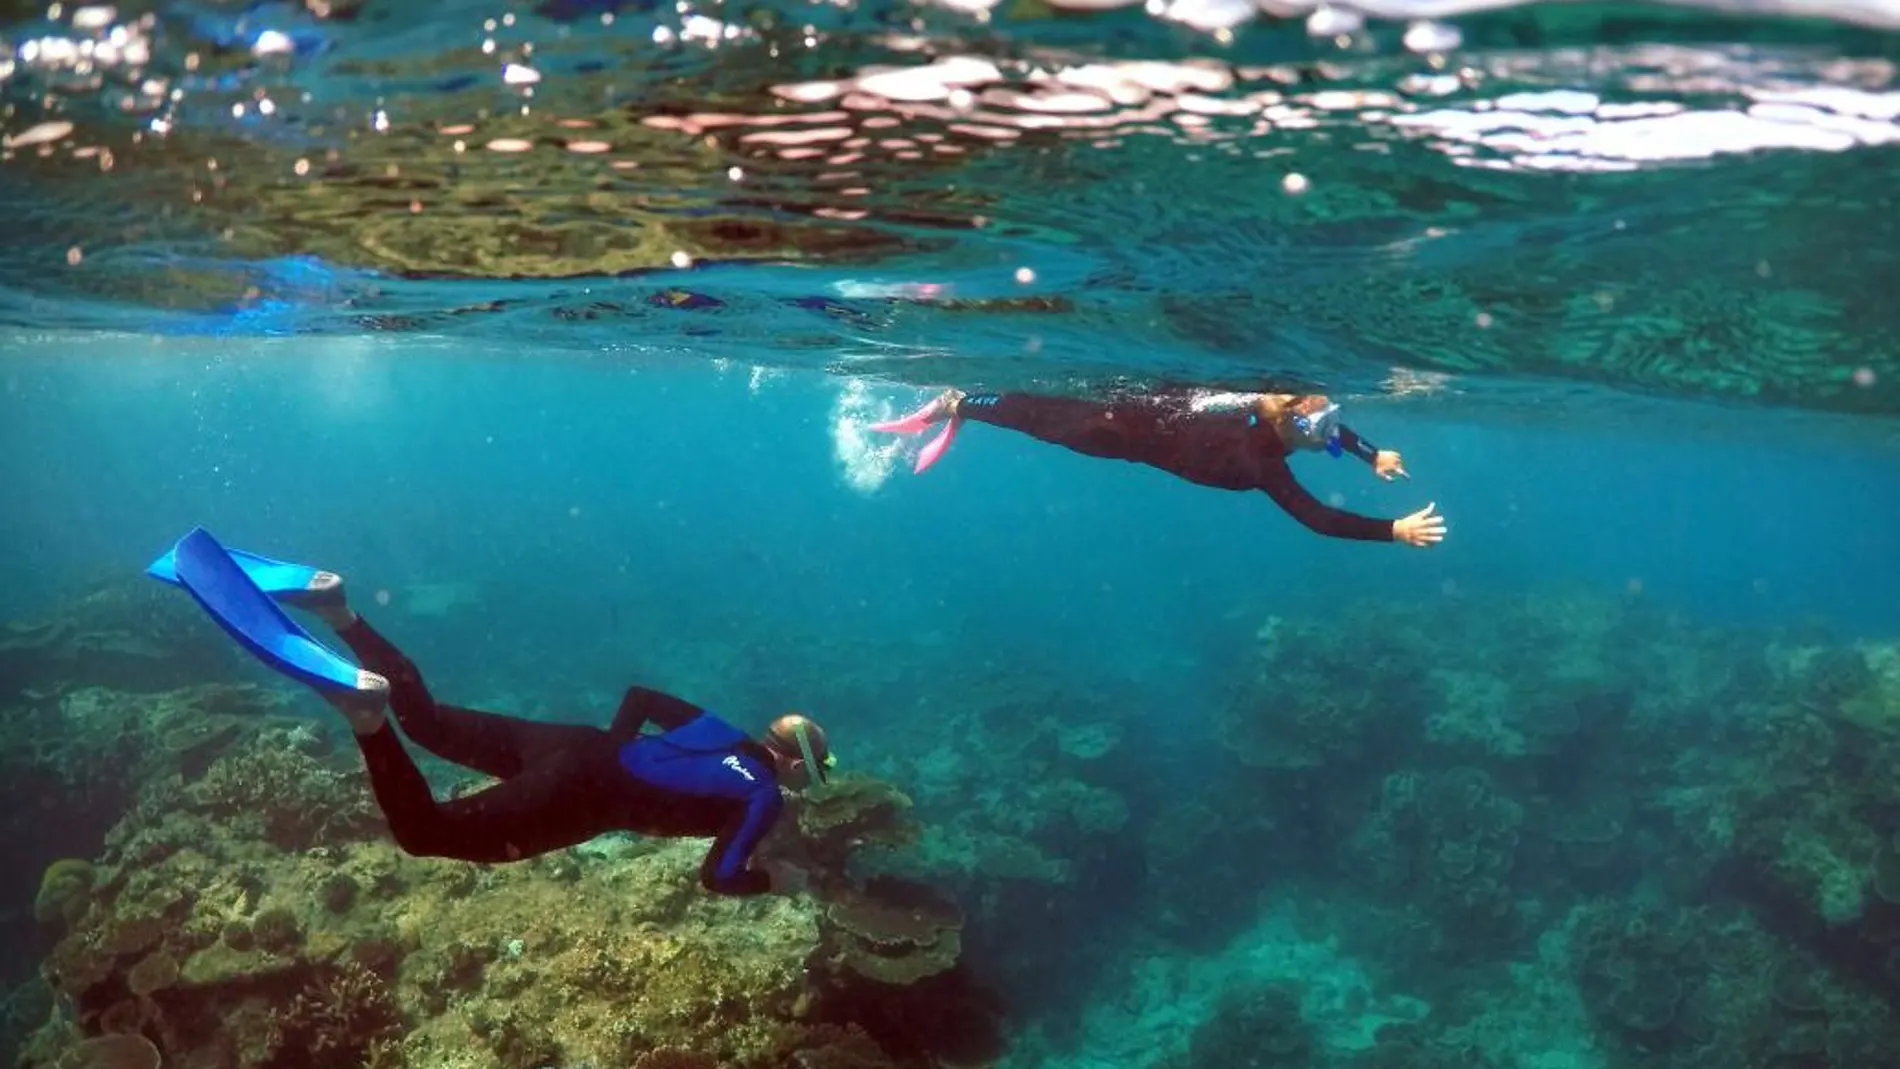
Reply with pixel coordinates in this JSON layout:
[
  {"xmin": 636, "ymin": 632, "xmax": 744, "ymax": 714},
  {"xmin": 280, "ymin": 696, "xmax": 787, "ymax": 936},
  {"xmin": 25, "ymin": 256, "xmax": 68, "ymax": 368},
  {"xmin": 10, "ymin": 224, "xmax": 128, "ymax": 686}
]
[{"xmin": 1252, "ymin": 393, "xmax": 1307, "ymax": 425}]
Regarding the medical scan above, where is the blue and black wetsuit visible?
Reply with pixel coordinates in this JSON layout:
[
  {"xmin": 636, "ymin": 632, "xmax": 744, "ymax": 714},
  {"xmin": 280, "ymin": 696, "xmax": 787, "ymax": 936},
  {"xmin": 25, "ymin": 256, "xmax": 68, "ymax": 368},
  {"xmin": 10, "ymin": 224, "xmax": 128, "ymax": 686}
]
[{"xmin": 333, "ymin": 617, "xmax": 782, "ymax": 895}]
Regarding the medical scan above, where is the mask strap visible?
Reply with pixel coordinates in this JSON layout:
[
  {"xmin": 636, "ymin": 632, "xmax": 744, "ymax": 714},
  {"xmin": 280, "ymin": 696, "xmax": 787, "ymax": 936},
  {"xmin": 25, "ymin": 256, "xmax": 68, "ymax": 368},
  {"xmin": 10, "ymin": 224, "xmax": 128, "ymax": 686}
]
[{"xmin": 793, "ymin": 721, "xmax": 827, "ymax": 784}]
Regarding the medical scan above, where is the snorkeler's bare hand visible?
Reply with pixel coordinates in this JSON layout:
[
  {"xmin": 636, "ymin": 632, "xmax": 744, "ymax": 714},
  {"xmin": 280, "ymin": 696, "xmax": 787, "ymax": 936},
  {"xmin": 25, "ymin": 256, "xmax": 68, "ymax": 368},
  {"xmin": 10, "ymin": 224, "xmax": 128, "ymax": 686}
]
[
  {"xmin": 1393, "ymin": 502, "xmax": 1447, "ymax": 547},
  {"xmin": 1374, "ymin": 450, "xmax": 1409, "ymax": 481}
]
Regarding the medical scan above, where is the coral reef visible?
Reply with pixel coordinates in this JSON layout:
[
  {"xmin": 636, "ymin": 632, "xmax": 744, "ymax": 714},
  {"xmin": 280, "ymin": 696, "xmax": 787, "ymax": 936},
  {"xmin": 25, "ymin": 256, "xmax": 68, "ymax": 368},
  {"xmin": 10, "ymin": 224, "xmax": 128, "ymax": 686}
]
[
  {"xmin": 13, "ymin": 713, "xmax": 990, "ymax": 1069},
  {"xmin": 15, "ymin": 571, "xmax": 1900, "ymax": 1069},
  {"xmin": 1019, "ymin": 585, "xmax": 1900, "ymax": 1069}
]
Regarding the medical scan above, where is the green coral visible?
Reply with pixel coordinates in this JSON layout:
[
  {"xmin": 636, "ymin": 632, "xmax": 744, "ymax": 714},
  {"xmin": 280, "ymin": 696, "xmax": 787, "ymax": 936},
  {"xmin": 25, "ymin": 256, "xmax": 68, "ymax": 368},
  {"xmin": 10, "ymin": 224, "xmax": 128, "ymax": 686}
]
[{"xmin": 34, "ymin": 859, "xmax": 96, "ymax": 928}]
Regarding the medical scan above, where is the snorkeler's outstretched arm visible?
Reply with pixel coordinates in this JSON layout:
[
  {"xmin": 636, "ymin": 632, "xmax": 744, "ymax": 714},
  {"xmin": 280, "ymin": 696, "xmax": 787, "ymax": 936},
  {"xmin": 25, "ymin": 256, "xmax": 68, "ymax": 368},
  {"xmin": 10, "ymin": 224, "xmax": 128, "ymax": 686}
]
[
  {"xmin": 1258, "ymin": 460, "xmax": 1445, "ymax": 546},
  {"xmin": 1256, "ymin": 461, "xmax": 1398, "ymax": 542}
]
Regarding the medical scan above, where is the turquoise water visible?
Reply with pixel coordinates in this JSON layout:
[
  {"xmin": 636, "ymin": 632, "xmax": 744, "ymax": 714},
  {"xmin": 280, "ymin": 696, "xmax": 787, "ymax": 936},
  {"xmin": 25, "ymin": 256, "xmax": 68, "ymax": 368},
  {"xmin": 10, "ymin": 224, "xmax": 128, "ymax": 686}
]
[{"xmin": 4, "ymin": 1, "xmax": 1900, "ymax": 1067}]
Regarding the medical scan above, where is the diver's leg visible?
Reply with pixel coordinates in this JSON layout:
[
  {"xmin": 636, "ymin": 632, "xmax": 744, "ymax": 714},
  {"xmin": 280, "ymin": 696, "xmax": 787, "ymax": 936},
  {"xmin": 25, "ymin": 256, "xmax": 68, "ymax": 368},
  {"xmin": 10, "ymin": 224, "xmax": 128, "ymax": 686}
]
[
  {"xmin": 327, "ymin": 611, "xmax": 599, "ymax": 779},
  {"xmin": 354, "ymin": 725, "xmax": 622, "ymax": 862},
  {"xmin": 871, "ymin": 389, "xmax": 1143, "ymax": 473},
  {"xmin": 955, "ymin": 392, "xmax": 1141, "ymax": 461}
]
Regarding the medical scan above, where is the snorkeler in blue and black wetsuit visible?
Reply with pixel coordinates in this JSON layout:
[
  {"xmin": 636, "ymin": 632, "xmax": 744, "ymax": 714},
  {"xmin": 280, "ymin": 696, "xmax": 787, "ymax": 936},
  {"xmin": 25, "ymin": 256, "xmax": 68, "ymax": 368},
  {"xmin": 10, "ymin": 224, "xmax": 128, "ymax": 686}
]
[
  {"xmin": 146, "ymin": 532, "xmax": 836, "ymax": 897},
  {"xmin": 315, "ymin": 594, "xmax": 833, "ymax": 895},
  {"xmin": 318, "ymin": 597, "xmax": 831, "ymax": 894},
  {"xmin": 327, "ymin": 606, "xmax": 832, "ymax": 894}
]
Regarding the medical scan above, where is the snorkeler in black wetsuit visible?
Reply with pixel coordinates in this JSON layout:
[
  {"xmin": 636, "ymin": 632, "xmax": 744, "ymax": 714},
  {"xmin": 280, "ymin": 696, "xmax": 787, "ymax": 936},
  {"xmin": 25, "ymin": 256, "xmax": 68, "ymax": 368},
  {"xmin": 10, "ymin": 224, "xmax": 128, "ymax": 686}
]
[
  {"xmin": 872, "ymin": 388, "xmax": 1448, "ymax": 547},
  {"xmin": 298, "ymin": 591, "xmax": 835, "ymax": 896}
]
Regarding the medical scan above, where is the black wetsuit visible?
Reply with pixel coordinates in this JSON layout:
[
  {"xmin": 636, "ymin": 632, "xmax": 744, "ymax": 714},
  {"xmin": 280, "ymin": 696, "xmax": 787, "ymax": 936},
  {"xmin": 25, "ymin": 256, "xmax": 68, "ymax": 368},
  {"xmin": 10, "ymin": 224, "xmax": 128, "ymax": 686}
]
[
  {"xmin": 957, "ymin": 392, "xmax": 1396, "ymax": 542},
  {"xmin": 335, "ymin": 617, "xmax": 782, "ymax": 895}
]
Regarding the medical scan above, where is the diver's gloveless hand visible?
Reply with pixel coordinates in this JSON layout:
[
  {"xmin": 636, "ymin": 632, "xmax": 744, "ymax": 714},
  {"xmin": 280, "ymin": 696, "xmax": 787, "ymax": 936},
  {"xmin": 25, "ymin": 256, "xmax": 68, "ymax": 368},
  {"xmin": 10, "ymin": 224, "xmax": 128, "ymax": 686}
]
[
  {"xmin": 1393, "ymin": 502, "xmax": 1447, "ymax": 547},
  {"xmin": 1374, "ymin": 449, "xmax": 1409, "ymax": 481}
]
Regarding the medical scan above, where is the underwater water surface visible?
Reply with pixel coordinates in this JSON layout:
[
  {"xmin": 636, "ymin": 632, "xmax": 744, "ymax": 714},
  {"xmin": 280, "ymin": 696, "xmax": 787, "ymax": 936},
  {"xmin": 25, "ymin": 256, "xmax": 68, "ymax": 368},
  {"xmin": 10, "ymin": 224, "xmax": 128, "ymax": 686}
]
[{"xmin": 2, "ymin": 1, "xmax": 1900, "ymax": 1068}]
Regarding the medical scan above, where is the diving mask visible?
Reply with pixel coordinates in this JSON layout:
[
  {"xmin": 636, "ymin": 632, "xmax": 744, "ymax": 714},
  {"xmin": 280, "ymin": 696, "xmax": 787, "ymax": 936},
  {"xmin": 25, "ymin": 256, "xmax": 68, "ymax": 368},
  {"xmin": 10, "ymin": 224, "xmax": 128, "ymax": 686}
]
[{"xmin": 1291, "ymin": 401, "xmax": 1343, "ymax": 456}]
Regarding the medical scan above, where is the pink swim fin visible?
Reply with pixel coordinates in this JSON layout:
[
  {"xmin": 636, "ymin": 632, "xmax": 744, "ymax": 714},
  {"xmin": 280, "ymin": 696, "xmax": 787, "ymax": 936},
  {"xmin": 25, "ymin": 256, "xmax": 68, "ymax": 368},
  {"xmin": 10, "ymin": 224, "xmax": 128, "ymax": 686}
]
[
  {"xmin": 869, "ymin": 394, "xmax": 961, "ymax": 474},
  {"xmin": 869, "ymin": 397, "xmax": 944, "ymax": 436},
  {"xmin": 913, "ymin": 417, "xmax": 960, "ymax": 474}
]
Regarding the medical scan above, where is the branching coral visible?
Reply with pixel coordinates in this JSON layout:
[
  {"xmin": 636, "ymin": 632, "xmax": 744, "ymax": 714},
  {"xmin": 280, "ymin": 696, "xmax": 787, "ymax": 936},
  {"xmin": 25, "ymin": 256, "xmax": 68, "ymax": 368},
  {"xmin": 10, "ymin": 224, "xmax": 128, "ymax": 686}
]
[
  {"xmin": 188, "ymin": 735, "xmax": 382, "ymax": 851},
  {"xmin": 263, "ymin": 961, "xmax": 405, "ymax": 1068}
]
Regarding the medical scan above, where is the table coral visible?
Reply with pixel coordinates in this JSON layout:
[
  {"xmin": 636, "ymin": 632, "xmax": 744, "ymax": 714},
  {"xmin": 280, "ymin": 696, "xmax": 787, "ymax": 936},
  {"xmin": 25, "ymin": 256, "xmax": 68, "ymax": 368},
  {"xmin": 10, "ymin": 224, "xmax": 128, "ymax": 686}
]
[
  {"xmin": 790, "ymin": 774, "xmax": 923, "ymax": 880},
  {"xmin": 820, "ymin": 876, "xmax": 964, "ymax": 986}
]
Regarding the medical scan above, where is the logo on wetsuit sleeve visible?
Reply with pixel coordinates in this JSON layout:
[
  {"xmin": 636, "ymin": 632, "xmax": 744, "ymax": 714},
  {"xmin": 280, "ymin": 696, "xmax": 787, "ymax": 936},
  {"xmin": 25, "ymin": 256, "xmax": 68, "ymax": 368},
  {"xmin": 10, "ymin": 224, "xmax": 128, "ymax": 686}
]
[{"xmin": 722, "ymin": 755, "xmax": 756, "ymax": 782}]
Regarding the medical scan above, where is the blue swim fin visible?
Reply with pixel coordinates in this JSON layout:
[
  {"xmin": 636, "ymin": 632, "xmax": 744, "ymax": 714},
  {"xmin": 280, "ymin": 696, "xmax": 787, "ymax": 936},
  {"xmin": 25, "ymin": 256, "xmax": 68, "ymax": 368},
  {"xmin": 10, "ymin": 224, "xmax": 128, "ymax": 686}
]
[
  {"xmin": 147, "ymin": 541, "xmax": 323, "ymax": 599},
  {"xmin": 159, "ymin": 527, "xmax": 364, "ymax": 695}
]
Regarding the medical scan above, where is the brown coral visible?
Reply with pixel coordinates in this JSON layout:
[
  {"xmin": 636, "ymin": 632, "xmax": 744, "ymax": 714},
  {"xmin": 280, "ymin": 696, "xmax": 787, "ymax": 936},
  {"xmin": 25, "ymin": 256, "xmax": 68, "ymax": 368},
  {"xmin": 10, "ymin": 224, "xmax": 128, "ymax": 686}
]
[
  {"xmin": 774, "ymin": 1024, "xmax": 899, "ymax": 1069},
  {"xmin": 822, "ymin": 876, "xmax": 964, "ymax": 986},
  {"xmin": 55, "ymin": 1034, "xmax": 160, "ymax": 1069},
  {"xmin": 101, "ymin": 913, "xmax": 167, "ymax": 958},
  {"xmin": 125, "ymin": 951, "xmax": 179, "ymax": 998}
]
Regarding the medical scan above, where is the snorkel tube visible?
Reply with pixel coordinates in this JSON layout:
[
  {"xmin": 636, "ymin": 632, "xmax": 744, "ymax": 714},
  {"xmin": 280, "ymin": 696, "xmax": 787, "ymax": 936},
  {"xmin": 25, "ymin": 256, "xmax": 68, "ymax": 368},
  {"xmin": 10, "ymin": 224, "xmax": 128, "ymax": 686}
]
[{"xmin": 787, "ymin": 717, "xmax": 835, "ymax": 786}]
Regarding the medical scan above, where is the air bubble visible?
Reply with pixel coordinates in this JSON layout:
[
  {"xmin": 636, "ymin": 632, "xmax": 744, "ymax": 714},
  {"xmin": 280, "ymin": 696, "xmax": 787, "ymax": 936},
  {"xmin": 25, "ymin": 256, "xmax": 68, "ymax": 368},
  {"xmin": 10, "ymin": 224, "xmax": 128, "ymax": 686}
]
[{"xmin": 1403, "ymin": 21, "xmax": 1462, "ymax": 54}]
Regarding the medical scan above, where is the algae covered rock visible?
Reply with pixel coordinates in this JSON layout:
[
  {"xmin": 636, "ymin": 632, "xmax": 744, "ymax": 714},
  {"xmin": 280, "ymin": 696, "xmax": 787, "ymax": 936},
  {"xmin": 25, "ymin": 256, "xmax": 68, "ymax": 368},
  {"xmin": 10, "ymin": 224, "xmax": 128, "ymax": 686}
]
[{"xmin": 34, "ymin": 859, "xmax": 96, "ymax": 929}]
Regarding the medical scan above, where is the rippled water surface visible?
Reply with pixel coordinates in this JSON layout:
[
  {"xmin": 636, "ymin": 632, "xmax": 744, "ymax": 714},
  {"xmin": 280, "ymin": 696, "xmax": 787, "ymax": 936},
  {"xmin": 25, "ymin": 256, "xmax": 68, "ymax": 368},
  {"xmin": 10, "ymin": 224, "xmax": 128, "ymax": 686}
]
[{"xmin": 2, "ymin": 0, "xmax": 1898, "ymax": 418}]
